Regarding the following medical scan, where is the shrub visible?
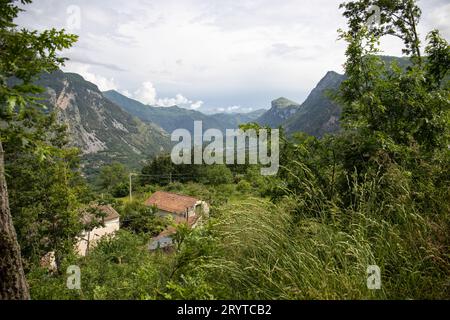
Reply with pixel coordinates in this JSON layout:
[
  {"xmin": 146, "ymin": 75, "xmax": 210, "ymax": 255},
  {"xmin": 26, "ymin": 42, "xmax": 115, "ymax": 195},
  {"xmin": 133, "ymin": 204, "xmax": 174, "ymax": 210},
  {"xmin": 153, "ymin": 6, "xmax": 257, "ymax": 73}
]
[
  {"xmin": 236, "ymin": 180, "xmax": 252, "ymax": 193},
  {"xmin": 203, "ymin": 165, "xmax": 233, "ymax": 185},
  {"xmin": 112, "ymin": 182, "xmax": 129, "ymax": 198}
]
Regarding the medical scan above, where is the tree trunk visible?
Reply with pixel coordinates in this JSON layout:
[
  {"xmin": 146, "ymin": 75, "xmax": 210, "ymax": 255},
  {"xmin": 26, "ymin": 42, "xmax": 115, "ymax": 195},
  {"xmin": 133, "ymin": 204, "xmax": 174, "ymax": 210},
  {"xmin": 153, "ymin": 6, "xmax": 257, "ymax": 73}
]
[{"xmin": 0, "ymin": 141, "xmax": 30, "ymax": 300}]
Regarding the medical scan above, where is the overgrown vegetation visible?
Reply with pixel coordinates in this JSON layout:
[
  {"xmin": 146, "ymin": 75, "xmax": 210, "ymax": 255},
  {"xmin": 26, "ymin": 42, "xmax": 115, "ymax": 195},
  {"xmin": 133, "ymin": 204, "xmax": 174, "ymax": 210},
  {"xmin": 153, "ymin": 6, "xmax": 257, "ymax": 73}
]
[{"xmin": 1, "ymin": 0, "xmax": 449, "ymax": 300}]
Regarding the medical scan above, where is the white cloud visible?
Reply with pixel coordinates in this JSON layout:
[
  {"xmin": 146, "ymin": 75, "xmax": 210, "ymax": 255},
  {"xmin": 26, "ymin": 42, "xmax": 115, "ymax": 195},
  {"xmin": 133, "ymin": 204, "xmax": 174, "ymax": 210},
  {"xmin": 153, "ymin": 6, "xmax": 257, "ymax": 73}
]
[
  {"xmin": 156, "ymin": 94, "xmax": 190, "ymax": 107},
  {"xmin": 133, "ymin": 81, "xmax": 203, "ymax": 110},
  {"xmin": 17, "ymin": 0, "xmax": 450, "ymax": 113},
  {"xmin": 227, "ymin": 105, "xmax": 240, "ymax": 112},
  {"xmin": 214, "ymin": 105, "xmax": 252, "ymax": 113},
  {"xmin": 134, "ymin": 81, "xmax": 157, "ymax": 105},
  {"xmin": 190, "ymin": 100, "xmax": 204, "ymax": 110},
  {"xmin": 64, "ymin": 63, "xmax": 118, "ymax": 91},
  {"xmin": 426, "ymin": 3, "xmax": 450, "ymax": 37}
]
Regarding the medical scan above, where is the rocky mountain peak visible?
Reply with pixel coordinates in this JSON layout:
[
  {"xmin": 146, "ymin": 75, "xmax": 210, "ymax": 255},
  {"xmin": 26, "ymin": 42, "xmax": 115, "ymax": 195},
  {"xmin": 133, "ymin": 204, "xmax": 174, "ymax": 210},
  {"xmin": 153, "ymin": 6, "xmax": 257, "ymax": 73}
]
[{"xmin": 271, "ymin": 97, "xmax": 301, "ymax": 109}]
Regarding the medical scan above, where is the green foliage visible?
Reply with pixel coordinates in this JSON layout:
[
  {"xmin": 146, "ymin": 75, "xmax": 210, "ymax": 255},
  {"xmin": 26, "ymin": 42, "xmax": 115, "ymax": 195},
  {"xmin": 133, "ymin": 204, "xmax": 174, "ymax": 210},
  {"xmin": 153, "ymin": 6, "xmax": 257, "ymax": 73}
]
[
  {"xmin": 29, "ymin": 231, "xmax": 173, "ymax": 300},
  {"xmin": 340, "ymin": 0, "xmax": 423, "ymax": 60},
  {"xmin": 236, "ymin": 180, "xmax": 252, "ymax": 193},
  {"xmin": 0, "ymin": 0, "xmax": 77, "ymax": 123},
  {"xmin": 118, "ymin": 201, "xmax": 166, "ymax": 236},
  {"xmin": 1, "ymin": 0, "xmax": 79, "ymax": 274},
  {"xmin": 27, "ymin": 251, "xmax": 82, "ymax": 300},
  {"xmin": 3, "ymin": 106, "xmax": 89, "ymax": 271},
  {"xmin": 202, "ymin": 165, "xmax": 233, "ymax": 185},
  {"xmin": 425, "ymin": 30, "xmax": 450, "ymax": 89},
  {"xmin": 112, "ymin": 182, "xmax": 129, "ymax": 198},
  {"xmin": 19, "ymin": 0, "xmax": 450, "ymax": 301},
  {"xmin": 141, "ymin": 153, "xmax": 244, "ymax": 186},
  {"xmin": 161, "ymin": 172, "xmax": 449, "ymax": 299},
  {"xmin": 140, "ymin": 154, "xmax": 199, "ymax": 185},
  {"xmin": 96, "ymin": 162, "xmax": 129, "ymax": 193}
]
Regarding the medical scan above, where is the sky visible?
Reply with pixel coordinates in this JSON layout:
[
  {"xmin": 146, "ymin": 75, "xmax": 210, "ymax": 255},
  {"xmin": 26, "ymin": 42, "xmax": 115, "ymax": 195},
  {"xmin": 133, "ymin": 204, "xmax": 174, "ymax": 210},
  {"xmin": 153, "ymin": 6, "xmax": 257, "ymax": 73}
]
[{"xmin": 16, "ymin": 0, "xmax": 450, "ymax": 114}]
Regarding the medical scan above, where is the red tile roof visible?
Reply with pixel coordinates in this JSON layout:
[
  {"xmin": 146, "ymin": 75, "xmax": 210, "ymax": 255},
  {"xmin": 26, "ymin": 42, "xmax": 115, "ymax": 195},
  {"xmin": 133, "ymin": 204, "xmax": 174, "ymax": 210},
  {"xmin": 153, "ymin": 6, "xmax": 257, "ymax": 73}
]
[
  {"xmin": 145, "ymin": 191, "xmax": 199, "ymax": 214},
  {"xmin": 82, "ymin": 204, "xmax": 120, "ymax": 224},
  {"xmin": 98, "ymin": 205, "xmax": 120, "ymax": 221}
]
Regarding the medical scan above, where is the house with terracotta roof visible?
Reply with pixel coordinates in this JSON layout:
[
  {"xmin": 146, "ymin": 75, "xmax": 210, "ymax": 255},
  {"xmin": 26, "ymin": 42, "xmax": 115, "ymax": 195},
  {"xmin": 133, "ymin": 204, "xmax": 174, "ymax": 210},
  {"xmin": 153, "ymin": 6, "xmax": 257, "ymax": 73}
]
[
  {"xmin": 41, "ymin": 204, "xmax": 121, "ymax": 269},
  {"xmin": 76, "ymin": 204, "xmax": 120, "ymax": 256},
  {"xmin": 145, "ymin": 191, "xmax": 209, "ymax": 250}
]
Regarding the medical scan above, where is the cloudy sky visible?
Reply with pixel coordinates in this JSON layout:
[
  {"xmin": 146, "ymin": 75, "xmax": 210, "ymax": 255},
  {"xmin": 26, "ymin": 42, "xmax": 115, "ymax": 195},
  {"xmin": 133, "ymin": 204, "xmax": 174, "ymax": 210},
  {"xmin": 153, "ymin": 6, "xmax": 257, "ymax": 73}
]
[{"xmin": 16, "ymin": 0, "xmax": 450, "ymax": 113}]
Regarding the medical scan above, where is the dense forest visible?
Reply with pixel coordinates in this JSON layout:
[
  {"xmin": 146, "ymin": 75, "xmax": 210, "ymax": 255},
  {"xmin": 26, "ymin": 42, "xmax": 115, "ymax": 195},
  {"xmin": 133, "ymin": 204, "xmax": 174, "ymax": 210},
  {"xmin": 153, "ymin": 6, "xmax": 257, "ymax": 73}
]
[{"xmin": 0, "ymin": 0, "xmax": 449, "ymax": 300}]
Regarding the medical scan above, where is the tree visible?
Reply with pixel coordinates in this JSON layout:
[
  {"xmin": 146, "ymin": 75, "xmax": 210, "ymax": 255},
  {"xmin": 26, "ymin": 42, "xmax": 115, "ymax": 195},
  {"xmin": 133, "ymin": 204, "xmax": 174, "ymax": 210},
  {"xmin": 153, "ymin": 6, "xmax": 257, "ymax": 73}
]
[
  {"xmin": 336, "ymin": 0, "xmax": 449, "ymax": 213},
  {"xmin": 0, "ymin": 140, "xmax": 29, "ymax": 299},
  {"xmin": 338, "ymin": 26, "xmax": 449, "ymax": 153},
  {"xmin": 140, "ymin": 153, "xmax": 204, "ymax": 185},
  {"xmin": 0, "ymin": 0, "xmax": 77, "ymax": 299},
  {"xmin": 96, "ymin": 162, "xmax": 129, "ymax": 194},
  {"xmin": 203, "ymin": 165, "xmax": 233, "ymax": 185},
  {"xmin": 119, "ymin": 201, "xmax": 164, "ymax": 235},
  {"xmin": 140, "ymin": 155, "xmax": 174, "ymax": 185},
  {"xmin": 338, "ymin": 2, "xmax": 449, "ymax": 154},
  {"xmin": 425, "ymin": 30, "xmax": 450, "ymax": 89},
  {"xmin": 4, "ymin": 122, "xmax": 88, "ymax": 271},
  {"xmin": 340, "ymin": 0, "xmax": 423, "ymax": 63}
]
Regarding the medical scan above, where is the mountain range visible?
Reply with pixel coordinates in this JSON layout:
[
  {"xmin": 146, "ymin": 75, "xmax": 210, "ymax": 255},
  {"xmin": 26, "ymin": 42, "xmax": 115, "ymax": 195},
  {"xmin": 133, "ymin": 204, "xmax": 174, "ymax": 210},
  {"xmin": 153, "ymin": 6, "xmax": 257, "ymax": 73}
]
[
  {"xmin": 103, "ymin": 90, "xmax": 264, "ymax": 134},
  {"xmin": 282, "ymin": 71, "xmax": 346, "ymax": 137},
  {"xmin": 254, "ymin": 71, "xmax": 345, "ymax": 137},
  {"xmin": 35, "ymin": 70, "xmax": 171, "ymax": 173},
  {"xmin": 33, "ymin": 64, "xmax": 361, "ymax": 173},
  {"xmin": 255, "ymin": 56, "xmax": 411, "ymax": 137},
  {"xmin": 255, "ymin": 97, "xmax": 302, "ymax": 128}
]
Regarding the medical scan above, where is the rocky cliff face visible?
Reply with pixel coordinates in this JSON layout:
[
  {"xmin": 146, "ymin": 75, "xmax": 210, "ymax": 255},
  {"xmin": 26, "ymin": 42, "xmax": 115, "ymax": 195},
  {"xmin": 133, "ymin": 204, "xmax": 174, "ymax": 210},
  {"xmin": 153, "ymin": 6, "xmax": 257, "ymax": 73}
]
[
  {"xmin": 256, "ymin": 97, "xmax": 302, "ymax": 128},
  {"xmin": 283, "ymin": 71, "xmax": 346, "ymax": 137},
  {"xmin": 36, "ymin": 71, "xmax": 170, "ymax": 171}
]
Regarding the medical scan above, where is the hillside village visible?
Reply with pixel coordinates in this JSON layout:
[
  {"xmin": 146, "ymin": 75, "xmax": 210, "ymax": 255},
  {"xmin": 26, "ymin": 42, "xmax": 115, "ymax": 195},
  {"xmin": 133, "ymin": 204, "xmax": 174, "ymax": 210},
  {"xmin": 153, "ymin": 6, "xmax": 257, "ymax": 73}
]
[
  {"xmin": 83, "ymin": 192, "xmax": 208, "ymax": 254},
  {"xmin": 1, "ymin": 0, "xmax": 449, "ymax": 301}
]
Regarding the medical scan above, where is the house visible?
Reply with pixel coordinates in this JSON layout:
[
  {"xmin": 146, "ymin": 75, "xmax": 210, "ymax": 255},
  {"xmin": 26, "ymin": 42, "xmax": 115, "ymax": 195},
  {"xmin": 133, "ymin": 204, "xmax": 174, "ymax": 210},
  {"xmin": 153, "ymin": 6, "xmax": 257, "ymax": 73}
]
[
  {"xmin": 145, "ymin": 191, "xmax": 209, "ymax": 223},
  {"xmin": 39, "ymin": 205, "xmax": 121, "ymax": 269},
  {"xmin": 145, "ymin": 191, "xmax": 209, "ymax": 250},
  {"xmin": 76, "ymin": 204, "xmax": 120, "ymax": 256}
]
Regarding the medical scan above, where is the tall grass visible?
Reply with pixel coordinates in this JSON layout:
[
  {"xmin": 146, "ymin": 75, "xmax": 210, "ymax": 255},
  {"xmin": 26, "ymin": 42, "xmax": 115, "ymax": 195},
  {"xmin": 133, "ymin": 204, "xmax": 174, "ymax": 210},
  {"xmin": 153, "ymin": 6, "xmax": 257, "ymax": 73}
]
[
  {"xmin": 171, "ymin": 166, "xmax": 449, "ymax": 299},
  {"xmin": 28, "ymin": 165, "xmax": 449, "ymax": 300}
]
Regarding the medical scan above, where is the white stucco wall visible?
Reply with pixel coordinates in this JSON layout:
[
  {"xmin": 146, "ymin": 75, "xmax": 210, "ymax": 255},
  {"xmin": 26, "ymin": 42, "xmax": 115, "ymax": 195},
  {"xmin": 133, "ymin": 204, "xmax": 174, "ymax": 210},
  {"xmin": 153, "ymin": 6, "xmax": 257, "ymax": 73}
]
[{"xmin": 76, "ymin": 218, "xmax": 120, "ymax": 256}]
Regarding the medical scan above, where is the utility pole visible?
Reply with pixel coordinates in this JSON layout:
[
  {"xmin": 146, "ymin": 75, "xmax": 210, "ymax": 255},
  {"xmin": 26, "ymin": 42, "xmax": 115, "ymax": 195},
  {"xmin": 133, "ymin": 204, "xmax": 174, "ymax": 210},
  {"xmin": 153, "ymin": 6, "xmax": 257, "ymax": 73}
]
[{"xmin": 85, "ymin": 231, "xmax": 91, "ymax": 256}]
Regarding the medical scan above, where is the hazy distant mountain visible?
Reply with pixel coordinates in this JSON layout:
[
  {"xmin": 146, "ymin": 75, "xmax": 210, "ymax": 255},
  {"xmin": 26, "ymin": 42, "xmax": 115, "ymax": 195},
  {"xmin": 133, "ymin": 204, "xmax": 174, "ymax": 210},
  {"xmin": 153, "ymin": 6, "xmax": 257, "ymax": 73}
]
[
  {"xmin": 254, "ymin": 73, "xmax": 344, "ymax": 137},
  {"xmin": 104, "ymin": 90, "xmax": 263, "ymax": 134},
  {"xmin": 244, "ymin": 109, "xmax": 267, "ymax": 119},
  {"xmin": 256, "ymin": 97, "xmax": 302, "ymax": 128},
  {"xmin": 35, "ymin": 71, "xmax": 171, "ymax": 172},
  {"xmin": 209, "ymin": 109, "xmax": 266, "ymax": 129},
  {"xmin": 283, "ymin": 71, "xmax": 346, "ymax": 137}
]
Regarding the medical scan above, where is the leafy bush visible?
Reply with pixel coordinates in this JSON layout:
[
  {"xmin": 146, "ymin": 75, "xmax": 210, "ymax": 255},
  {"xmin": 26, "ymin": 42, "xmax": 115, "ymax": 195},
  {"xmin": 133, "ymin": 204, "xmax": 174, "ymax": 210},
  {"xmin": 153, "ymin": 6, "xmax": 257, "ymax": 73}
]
[
  {"xmin": 203, "ymin": 165, "xmax": 234, "ymax": 185},
  {"xmin": 80, "ymin": 231, "xmax": 172, "ymax": 299},
  {"xmin": 112, "ymin": 182, "xmax": 129, "ymax": 198},
  {"xmin": 236, "ymin": 180, "xmax": 252, "ymax": 193},
  {"xmin": 118, "ymin": 201, "xmax": 166, "ymax": 236}
]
